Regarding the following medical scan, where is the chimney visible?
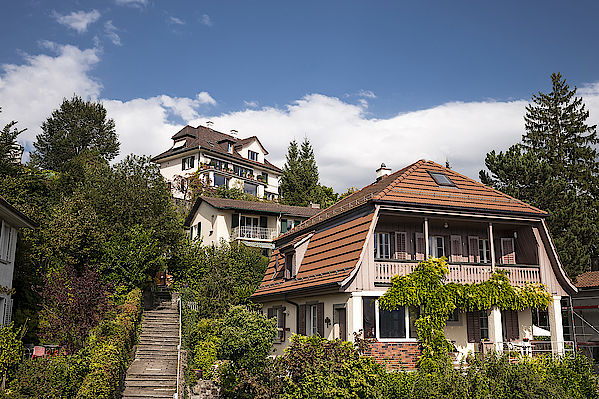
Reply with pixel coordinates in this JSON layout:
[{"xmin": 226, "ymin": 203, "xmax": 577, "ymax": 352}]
[
  {"xmin": 376, "ymin": 163, "xmax": 391, "ymax": 181},
  {"xmin": 230, "ymin": 129, "xmax": 238, "ymax": 135},
  {"xmin": 309, "ymin": 202, "xmax": 320, "ymax": 209},
  {"xmin": 206, "ymin": 121, "xmax": 214, "ymax": 128}
]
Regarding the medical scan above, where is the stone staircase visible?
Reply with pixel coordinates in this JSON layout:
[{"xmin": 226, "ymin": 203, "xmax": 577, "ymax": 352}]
[{"xmin": 122, "ymin": 287, "xmax": 180, "ymax": 399}]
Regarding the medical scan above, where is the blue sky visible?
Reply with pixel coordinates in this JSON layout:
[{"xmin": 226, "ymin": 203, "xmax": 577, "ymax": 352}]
[{"xmin": 2, "ymin": 1, "xmax": 599, "ymax": 190}]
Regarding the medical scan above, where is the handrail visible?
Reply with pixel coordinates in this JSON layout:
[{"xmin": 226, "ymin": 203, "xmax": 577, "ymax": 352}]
[{"xmin": 176, "ymin": 295, "xmax": 182, "ymax": 399}]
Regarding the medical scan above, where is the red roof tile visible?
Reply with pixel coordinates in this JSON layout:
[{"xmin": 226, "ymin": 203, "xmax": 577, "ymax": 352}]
[{"xmin": 575, "ymin": 271, "xmax": 599, "ymax": 288}]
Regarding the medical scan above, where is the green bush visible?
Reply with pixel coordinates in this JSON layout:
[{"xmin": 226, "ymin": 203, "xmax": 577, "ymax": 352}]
[{"xmin": 75, "ymin": 287, "xmax": 142, "ymax": 399}]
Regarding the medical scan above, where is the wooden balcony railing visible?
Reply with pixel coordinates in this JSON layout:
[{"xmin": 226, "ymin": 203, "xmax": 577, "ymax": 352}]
[
  {"xmin": 374, "ymin": 260, "xmax": 541, "ymax": 286},
  {"xmin": 231, "ymin": 226, "xmax": 277, "ymax": 241}
]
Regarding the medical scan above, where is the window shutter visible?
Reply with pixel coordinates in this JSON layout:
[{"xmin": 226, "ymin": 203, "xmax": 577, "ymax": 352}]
[
  {"xmin": 4, "ymin": 298, "xmax": 12, "ymax": 326},
  {"xmin": 395, "ymin": 232, "xmax": 408, "ymax": 260},
  {"xmin": 415, "ymin": 233, "xmax": 425, "ymax": 260},
  {"xmin": 282, "ymin": 306, "xmax": 287, "ymax": 332},
  {"xmin": 501, "ymin": 238, "xmax": 516, "ymax": 265},
  {"xmin": 467, "ymin": 311, "xmax": 481, "ymax": 343},
  {"xmin": 232, "ymin": 213, "xmax": 239, "ymax": 228},
  {"xmin": 468, "ymin": 236, "xmax": 479, "ymax": 263},
  {"xmin": 260, "ymin": 216, "xmax": 268, "ymax": 228},
  {"xmin": 267, "ymin": 307, "xmax": 274, "ymax": 319},
  {"xmin": 190, "ymin": 156, "xmax": 195, "ymax": 169},
  {"xmin": 502, "ymin": 310, "xmax": 519, "ymax": 341},
  {"xmin": 450, "ymin": 235, "xmax": 463, "ymax": 262},
  {"xmin": 298, "ymin": 304, "xmax": 306, "ymax": 335},
  {"xmin": 317, "ymin": 303, "xmax": 325, "ymax": 337}
]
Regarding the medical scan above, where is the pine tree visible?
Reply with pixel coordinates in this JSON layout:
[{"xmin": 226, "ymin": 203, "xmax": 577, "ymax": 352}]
[
  {"xmin": 280, "ymin": 138, "xmax": 322, "ymax": 206},
  {"xmin": 480, "ymin": 73, "xmax": 599, "ymax": 277},
  {"xmin": 31, "ymin": 95, "xmax": 119, "ymax": 171}
]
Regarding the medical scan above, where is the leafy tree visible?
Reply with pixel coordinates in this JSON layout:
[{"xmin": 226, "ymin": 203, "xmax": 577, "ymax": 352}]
[
  {"xmin": 36, "ymin": 264, "xmax": 112, "ymax": 353},
  {"xmin": 0, "ymin": 107, "xmax": 25, "ymax": 175},
  {"xmin": 0, "ymin": 323, "xmax": 23, "ymax": 390},
  {"xmin": 31, "ymin": 95, "xmax": 119, "ymax": 171},
  {"xmin": 480, "ymin": 73, "xmax": 599, "ymax": 277}
]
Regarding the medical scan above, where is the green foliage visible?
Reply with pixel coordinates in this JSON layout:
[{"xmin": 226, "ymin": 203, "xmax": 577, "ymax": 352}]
[
  {"xmin": 280, "ymin": 138, "xmax": 326, "ymax": 207},
  {"xmin": 31, "ymin": 95, "xmax": 119, "ymax": 172},
  {"xmin": 0, "ymin": 323, "xmax": 23, "ymax": 388},
  {"xmin": 174, "ymin": 241, "xmax": 268, "ymax": 319},
  {"xmin": 0, "ymin": 107, "xmax": 26, "ymax": 176},
  {"xmin": 75, "ymin": 288, "xmax": 142, "ymax": 399},
  {"xmin": 99, "ymin": 225, "xmax": 165, "ymax": 289},
  {"xmin": 480, "ymin": 73, "xmax": 599, "ymax": 277},
  {"xmin": 210, "ymin": 185, "xmax": 259, "ymax": 202},
  {"xmin": 378, "ymin": 258, "xmax": 552, "ymax": 370}
]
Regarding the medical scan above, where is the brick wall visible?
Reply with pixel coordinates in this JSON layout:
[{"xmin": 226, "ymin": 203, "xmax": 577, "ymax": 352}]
[{"xmin": 363, "ymin": 340, "xmax": 421, "ymax": 370}]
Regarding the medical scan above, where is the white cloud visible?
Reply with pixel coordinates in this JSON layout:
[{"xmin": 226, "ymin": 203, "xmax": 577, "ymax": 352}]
[
  {"xmin": 0, "ymin": 44, "xmax": 101, "ymax": 149},
  {"xmin": 358, "ymin": 89, "xmax": 376, "ymax": 99},
  {"xmin": 104, "ymin": 21, "xmax": 121, "ymax": 46},
  {"xmin": 196, "ymin": 91, "xmax": 216, "ymax": 105},
  {"xmin": 200, "ymin": 14, "xmax": 213, "ymax": 26},
  {"xmin": 53, "ymin": 10, "xmax": 101, "ymax": 33},
  {"xmin": 2, "ymin": 44, "xmax": 599, "ymax": 193},
  {"xmin": 115, "ymin": 0, "xmax": 148, "ymax": 7},
  {"xmin": 169, "ymin": 16, "xmax": 185, "ymax": 25},
  {"xmin": 244, "ymin": 100, "xmax": 259, "ymax": 108}
]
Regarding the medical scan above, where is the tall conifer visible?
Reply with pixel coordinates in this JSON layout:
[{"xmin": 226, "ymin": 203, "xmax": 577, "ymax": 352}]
[{"xmin": 481, "ymin": 73, "xmax": 599, "ymax": 277}]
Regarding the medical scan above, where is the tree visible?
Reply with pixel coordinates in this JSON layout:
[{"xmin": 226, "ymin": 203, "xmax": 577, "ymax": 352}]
[
  {"xmin": 0, "ymin": 107, "xmax": 25, "ymax": 175},
  {"xmin": 31, "ymin": 95, "xmax": 119, "ymax": 171},
  {"xmin": 480, "ymin": 73, "xmax": 599, "ymax": 277},
  {"xmin": 280, "ymin": 138, "xmax": 326, "ymax": 207}
]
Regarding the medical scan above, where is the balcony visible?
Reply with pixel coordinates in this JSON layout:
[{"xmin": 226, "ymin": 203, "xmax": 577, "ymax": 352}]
[
  {"xmin": 231, "ymin": 226, "xmax": 277, "ymax": 241},
  {"xmin": 374, "ymin": 259, "xmax": 541, "ymax": 286}
]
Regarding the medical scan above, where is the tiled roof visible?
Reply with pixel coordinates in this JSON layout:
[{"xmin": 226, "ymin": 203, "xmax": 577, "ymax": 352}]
[
  {"xmin": 152, "ymin": 125, "xmax": 282, "ymax": 173},
  {"xmin": 184, "ymin": 196, "xmax": 321, "ymax": 227},
  {"xmin": 279, "ymin": 160, "xmax": 547, "ymax": 239},
  {"xmin": 575, "ymin": 271, "xmax": 599, "ymax": 288},
  {"xmin": 251, "ymin": 213, "xmax": 374, "ymax": 298}
]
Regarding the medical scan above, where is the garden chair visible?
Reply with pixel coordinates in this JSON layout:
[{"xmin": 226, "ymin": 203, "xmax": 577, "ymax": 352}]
[{"xmin": 31, "ymin": 346, "xmax": 45, "ymax": 360}]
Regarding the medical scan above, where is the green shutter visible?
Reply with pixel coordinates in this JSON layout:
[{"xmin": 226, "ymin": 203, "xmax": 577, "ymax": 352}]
[
  {"xmin": 260, "ymin": 216, "xmax": 268, "ymax": 228},
  {"xmin": 232, "ymin": 213, "xmax": 239, "ymax": 228}
]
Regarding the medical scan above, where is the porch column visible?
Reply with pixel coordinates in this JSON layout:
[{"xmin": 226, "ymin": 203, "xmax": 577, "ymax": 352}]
[
  {"xmin": 548, "ymin": 295, "xmax": 565, "ymax": 354},
  {"xmin": 489, "ymin": 307, "xmax": 503, "ymax": 352},
  {"xmin": 424, "ymin": 218, "xmax": 430, "ymax": 259},
  {"xmin": 349, "ymin": 295, "xmax": 363, "ymax": 342},
  {"xmin": 488, "ymin": 222, "xmax": 496, "ymax": 270}
]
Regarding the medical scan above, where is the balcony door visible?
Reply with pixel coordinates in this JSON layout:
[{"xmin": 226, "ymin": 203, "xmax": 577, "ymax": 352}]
[{"xmin": 240, "ymin": 216, "xmax": 259, "ymax": 238}]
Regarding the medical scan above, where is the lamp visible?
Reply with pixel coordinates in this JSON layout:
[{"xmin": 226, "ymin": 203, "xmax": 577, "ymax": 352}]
[
  {"xmin": 444, "ymin": 222, "xmax": 448, "ymax": 229},
  {"xmin": 513, "ymin": 231, "xmax": 518, "ymax": 239},
  {"xmin": 325, "ymin": 317, "xmax": 331, "ymax": 328}
]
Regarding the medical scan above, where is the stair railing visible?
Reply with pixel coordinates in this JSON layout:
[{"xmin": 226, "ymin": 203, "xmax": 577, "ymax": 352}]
[{"xmin": 176, "ymin": 295, "xmax": 182, "ymax": 399}]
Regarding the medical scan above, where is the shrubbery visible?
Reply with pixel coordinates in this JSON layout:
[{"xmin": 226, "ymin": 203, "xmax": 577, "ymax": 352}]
[{"xmin": 5, "ymin": 288, "xmax": 142, "ymax": 399}]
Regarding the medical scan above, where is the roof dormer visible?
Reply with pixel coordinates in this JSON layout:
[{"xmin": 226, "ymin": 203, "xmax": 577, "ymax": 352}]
[{"xmin": 234, "ymin": 136, "xmax": 268, "ymax": 163}]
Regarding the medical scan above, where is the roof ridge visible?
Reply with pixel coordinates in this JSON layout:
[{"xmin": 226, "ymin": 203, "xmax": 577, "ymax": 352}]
[
  {"xmin": 374, "ymin": 159, "xmax": 425, "ymax": 200},
  {"xmin": 425, "ymin": 160, "xmax": 547, "ymax": 215}
]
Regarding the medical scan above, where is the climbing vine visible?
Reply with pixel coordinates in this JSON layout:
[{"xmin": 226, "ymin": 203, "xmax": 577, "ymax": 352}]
[{"xmin": 378, "ymin": 258, "xmax": 553, "ymax": 371}]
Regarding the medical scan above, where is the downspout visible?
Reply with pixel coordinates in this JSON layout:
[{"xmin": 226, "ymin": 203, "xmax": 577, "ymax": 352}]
[{"xmin": 284, "ymin": 295, "xmax": 300, "ymax": 335}]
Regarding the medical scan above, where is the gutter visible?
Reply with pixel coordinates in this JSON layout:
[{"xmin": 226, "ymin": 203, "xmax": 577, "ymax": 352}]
[{"xmin": 284, "ymin": 295, "xmax": 300, "ymax": 334}]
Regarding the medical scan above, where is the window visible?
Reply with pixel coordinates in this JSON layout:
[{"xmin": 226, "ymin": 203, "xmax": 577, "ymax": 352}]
[
  {"xmin": 479, "ymin": 312, "xmax": 489, "ymax": 340},
  {"xmin": 307, "ymin": 304, "xmax": 318, "ymax": 336},
  {"xmin": 467, "ymin": 311, "xmax": 489, "ymax": 343},
  {"xmin": 374, "ymin": 232, "xmax": 391, "ymax": 259},
  {"xmin": 233, "ymin": 165, "xmax": 254, "ymax": 178},
  {"xmin": 0, "ymin": 222, "xmax": 12, "ymax": 262},
  {"xmin": 268, "ymin": 307, "xmax": 286, "ymax": 342},
  {"xmin": 380, "ymin": 307, "xmax": 406, "ymax": 338},
  {"xmin": 363, "ymin": 297, "xmax": 418, "ymax": 341},
  {"xmin": 428, "ymin": 236, "xmax": 445, "ymax": 258},
  {"xmin": 429, "ymin": 171, "xmax": 456, "ymax": 187},
  {"xmin": 479, "ymin": 239, "xmax": 491, "ymax": 263},
  {"xmin": 227, "ymin": 143, "xmax": 233, "ymax": 153},
  {"xmin": 248, "ymin": 150, "xmax": 258, "ymax": 161},
  {"xmin": 532, "ymin": 308, "xmax": 550, "ymax": 331},
  {"xmin": 447, "ymin": 308, "xmax": 460, "ymax": 322},
  {"xmin": 260, "ymin": 172, "xmax": 268, "ymax": 183},
  {"xmin": 213, "ymin": 159, "xmax": 228, "ymax": 171},
  {"xmin": 284, "ymin": 252, "xmax": 294, "ymax": 279},
  {"xmin": 173, "ymin": 139, "xmax": 185, "ymax": 149},
  {"xmin": 281, "ymin": 219, "xmax": 298, "ymax": 234},
  {"xmin": 213, "ymin": 174, "xmax": 229, "ymax": 187},
  {"xmin": 191, "ymin": 223, "xmax": 201, "ymax": 240},
  {"xmin": 181, "ymin": 156, "xmax": 195, "ymax": 170},
  {"xmin": 244, "ymin": 182, "xmax": 257, "ymax": 196}
]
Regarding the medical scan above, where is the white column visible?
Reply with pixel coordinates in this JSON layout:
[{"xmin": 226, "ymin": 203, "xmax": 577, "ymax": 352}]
[
  {"xmin": 424, "ymin": 218, "xmax": 430, "ymax": 259},
  {"xmin": 349, "ymin": 295, "xmax": 363, "ymax": 342},
  {"xmin": 488, "ymin": 222, "xmax": 496, "ymax": 270},
  {"xmin": 549, "ymin": 295, "xmax": 564, "ymax": 355},
  {"xmin": 489, "ymin": 307, "xmax": 503, "ymax": 352}
]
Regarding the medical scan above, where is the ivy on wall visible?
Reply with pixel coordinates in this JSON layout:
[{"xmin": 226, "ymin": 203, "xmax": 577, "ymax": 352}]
[{"xmin": 378, "ymin": 258, "xmax": 553, "ymax": 371}]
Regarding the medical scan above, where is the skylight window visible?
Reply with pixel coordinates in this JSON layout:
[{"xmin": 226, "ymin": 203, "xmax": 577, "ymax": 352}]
[{"xmin": 429, "ymin": 172, "xmax": 456, "ymax": 187}]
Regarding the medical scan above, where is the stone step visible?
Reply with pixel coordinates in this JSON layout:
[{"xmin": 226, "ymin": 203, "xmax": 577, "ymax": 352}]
[
  {"xmin": 138, "ymin": 337, "xmax": 179, "ymax": 343},
  {"xmin": 125, "ymin": 379, "xmax": 176, "ymax": 388},
  {"xmin": 121, "ymin": 387, "xmax": 175, "ymax": 398}
]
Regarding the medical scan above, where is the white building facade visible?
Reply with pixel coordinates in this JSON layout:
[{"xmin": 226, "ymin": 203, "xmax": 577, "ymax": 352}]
[{"xmin": 152, "ymin": 125, "xmax": 282, "ymax": 200}]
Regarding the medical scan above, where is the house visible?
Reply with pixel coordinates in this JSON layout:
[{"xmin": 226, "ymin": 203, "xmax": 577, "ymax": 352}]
[
  {"xmin": 568, "ymin": 270, "xmax": 599, "ymax": 367},
  {"xmin": 183, "ymin": 196, "xmax": 321, "ymax": 254},
  {"xmin": 0, "ymin": 195, "xmax": 35, "ymax": 327},
  {"xmin": 251, "ymin": 160, "xmax": 576, "ymax": 368},
  {"xmin": 151, "ymin": 125, "xmax": 282, "ymax": 200}
]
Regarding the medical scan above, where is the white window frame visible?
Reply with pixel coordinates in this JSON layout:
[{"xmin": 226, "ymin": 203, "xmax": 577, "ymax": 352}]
[
  {"xmin": 479, "ymin": 239, "xmax": 491, "ymax": 264},
  {"xmin": 374, "ymin": 299, "xmax": 418, "ymax": 343},
  {"xmin": 374, "ymin": 232, "xmax": 391, "ymax": 259},
  {"xmin": 248, "ymin": 150, "xmax": 259, "ymax": 161},
  {"xmin": 0, "ymin": 221, "xmax": 12, "ymax": 263},
  {"xmin": 182, "ymin": 155, "xmax": 195, "ymax": 171},
  {"xmin": 275, "ymin": 307, "xmax": 285, "ymax": 342},
  {"xmin": 227, "ymin": 143, "xmax": 233, "ymax": 153},
  {"xmin": 307, "ymin": 304, "xmax": 318, "ymax": 336},
  {"xmin": 428, "ymin": 236, "xmax": 445, "ymax": 258}
]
